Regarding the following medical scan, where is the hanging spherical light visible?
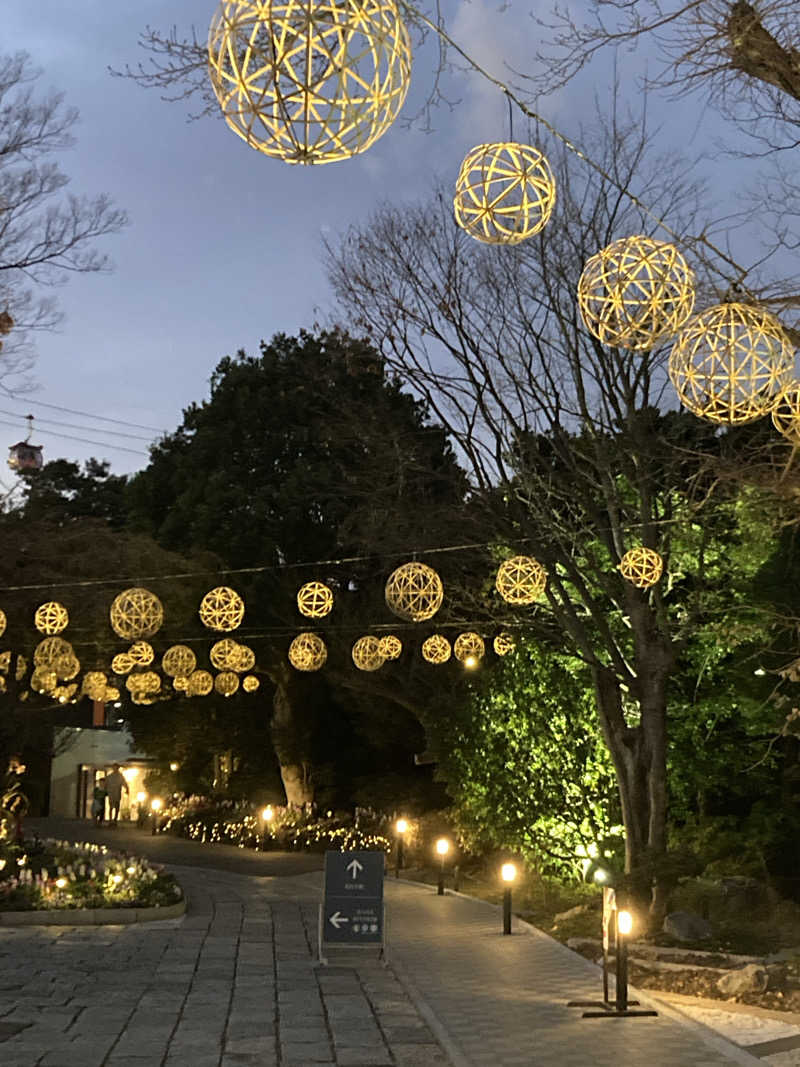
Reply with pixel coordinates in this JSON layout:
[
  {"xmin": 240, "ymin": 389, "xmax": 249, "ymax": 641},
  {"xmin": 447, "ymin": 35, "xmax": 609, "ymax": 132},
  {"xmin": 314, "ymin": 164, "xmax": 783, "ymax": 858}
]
[
  {"xmin": 619, "ymin": 546, "xmax": 664, "ymax": 589},
  {"xmin": 422, "ymin": 634, "xmax": 451, "ymax": 664},
  {"xmin": 34, "ymin": 601, "xmax": 69, "ymax": 635},
  {"xmin": 493, "ymin": 632, "xmax": 516, "ymax": 656},
  {"xmin": 454, "ymin": 632, "xmax": 485, "ymax": 664},
  {"xmin": 83, "ymin": 671, "xmax": 108, "ymax": 700},
  {"xmin": 385, "ymin": 562, "xmax": 444, "ymax": 622},
  {"xmin": 0, "ymin": 609, "xmax": 6, "ymax": 638},
  {"xmin": 31, "ymin": 667, "xmax": 57, "ymax": 694},
  {"xmin": 110, "ymin": 588, "xmax": 164, "ymax": 640},
  {"xmin": 214, "ymin": 670, "xmax": 240, "ymax": 696},
  {"xmin": 210, "ymin": 638, "xmax": 241, "ymax": 671},
  {"xmin": 199, "ymin": 586, "xmax": 245, "ymax": 632},
  {"xmin": 173, "ymin": 675, "xmax": 190, "ymax": 692},
  {"xmin": 771, "ymin": 383, "xmax": 800, "ymax": 444},
  {"xmin": 104, "ymin": 686, "xmax": 120, "ymax": 702},
  {"xmin": 352, "ymin": 635, "xmax": 385, "ymax": 672},
  {"xmin": 577, "ymin": 236, "xmax": 695, "ymax": 350},
  {"xmin": 125, "ymin": 670, "xmax": 162, "ymax": 696},
  {"xmin": 288, "ymin": 632, "xmax": 327, "ymax": 672},
  {"xmin": 495, "ymin": 556, "xmax": 547, "ymax": 604},
  {"xmin": 15, "ymin": 655, "xmax": 26, "ymax": 681},
  {"xmin": 243, "ymin": 674, "xmax": 260, "ymax": 692},
  {"xmin": 127, "ymin": 641, "xmax": 155, "ymax": 667},
  {"xmin": 34, "ymin": 637, "xmax": 73, "ymax": 668},
  {"xmin": 453, "ymin": 142, "xmax": 556, "ymax": 245},
  {"xmin": 188, "ymin": 669, "xmax": 214, "ymax": 697},
  {"xmin": 54, "ymin": 651, "xmax": 80, "ymax": 681},
  {"xmin": 669, "ymin": 302, "xmax": 794, "ymax": 424},
  {"xmin": 111, "ymin": 652, "xmax": 135, "ymax": 676},
  {"xmin": 162, "ymin": 645, "xmax": 198, "ymax": 678},
  {"xmin": 297, "ymin": 580, "xmax": 334, "ymax": 618},
  {"xmin": 233, "ymin": 643, "xmax": 256, "ymax": 672},
  {"xmin": 378, "ymin": 635, "xmax": 402, "ymax": 660},
  {"xmin": 208, "ymin": 0, "xmax": 412, "ymax": 166}
]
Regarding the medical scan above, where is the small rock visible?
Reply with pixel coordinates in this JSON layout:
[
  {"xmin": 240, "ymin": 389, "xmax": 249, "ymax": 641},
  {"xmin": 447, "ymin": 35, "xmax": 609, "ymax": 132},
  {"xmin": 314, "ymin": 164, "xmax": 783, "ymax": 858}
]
[
  {"xmin": 663, "ymin": 910, "xmax": 713, "ymax": 942},
  {"xmin": 716, "ymin": 964, "xmax": 769, "ymax": 996},
  {"xmin": 554, "ymin": 904, "xmax": 591, "ymax": 925}
]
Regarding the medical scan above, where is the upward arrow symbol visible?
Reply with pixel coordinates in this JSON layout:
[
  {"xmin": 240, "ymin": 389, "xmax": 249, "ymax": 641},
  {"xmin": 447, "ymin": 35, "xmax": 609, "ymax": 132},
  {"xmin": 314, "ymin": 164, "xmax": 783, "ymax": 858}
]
[{"xmin": 346, "ymin": 858, "xmax": 363, "ymax": 878}]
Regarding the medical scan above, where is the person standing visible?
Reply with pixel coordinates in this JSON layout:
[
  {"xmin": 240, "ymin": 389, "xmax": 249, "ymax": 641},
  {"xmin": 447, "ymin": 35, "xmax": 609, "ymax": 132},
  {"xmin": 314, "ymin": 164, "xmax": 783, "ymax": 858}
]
[
  {"xmin": 104, "ymin": 764, "xmax": 129, "ymax": 825},
  {"xmin": 91, "ymin": 777, "xmax": 108, "ymax": 826}
]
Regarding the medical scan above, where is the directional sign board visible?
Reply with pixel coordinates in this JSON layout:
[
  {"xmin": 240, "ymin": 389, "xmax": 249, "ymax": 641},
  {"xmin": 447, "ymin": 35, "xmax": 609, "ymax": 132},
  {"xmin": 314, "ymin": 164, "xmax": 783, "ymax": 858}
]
[{"xmin": 322, "ymin": 850, "xmax": 384, "ymax": 945}]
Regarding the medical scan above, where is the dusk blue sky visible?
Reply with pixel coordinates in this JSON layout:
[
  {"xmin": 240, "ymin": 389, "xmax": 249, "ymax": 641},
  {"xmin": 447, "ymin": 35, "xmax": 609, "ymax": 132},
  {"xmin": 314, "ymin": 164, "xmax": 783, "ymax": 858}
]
[{"xmin": 4, "ymin": 2, "xmax": 760, "ymax": 480}]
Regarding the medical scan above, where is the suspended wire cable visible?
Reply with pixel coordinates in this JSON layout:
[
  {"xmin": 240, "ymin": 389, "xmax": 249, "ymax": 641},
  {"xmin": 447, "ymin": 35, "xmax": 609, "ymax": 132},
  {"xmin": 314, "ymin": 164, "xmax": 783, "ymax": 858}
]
[
  {"xmin": 0, "ymin": 408, "xmax": 154, "ymax": 443},
  {"xmin": 0, "ymin": 419, "xmax": 149, "ymax": 458},
  {"xmin": 0, "ymin": 389, "xmax": 168, "ymax": 434}
]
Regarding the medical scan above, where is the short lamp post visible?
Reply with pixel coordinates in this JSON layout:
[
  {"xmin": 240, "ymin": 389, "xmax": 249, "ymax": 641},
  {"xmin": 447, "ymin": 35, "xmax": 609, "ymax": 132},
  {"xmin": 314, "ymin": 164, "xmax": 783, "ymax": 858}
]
[
  {"xmin": 501, "ymin": 863, "xmax": 516, "ymax": 935},
  {"xmin": 135, "ymin": 790, "xmax": 147, "ymax": 828},
  {"xmin": 436, "ymin": 837, "xmax": 450, "ymax": 896},
  {"xmin": 150, "ymin": 797, "xmax": 163, "ymax": 835},
  {"xmin": 616, "ymin": 909, "xmax": 633, "ymax": 1012},
  {"xmin": 260, "ymin": 805, "xmax": 274, "ymax": 850},
  {"xmin": 395, "ymin": 818, "xmax": 408, "ymax": 877}
]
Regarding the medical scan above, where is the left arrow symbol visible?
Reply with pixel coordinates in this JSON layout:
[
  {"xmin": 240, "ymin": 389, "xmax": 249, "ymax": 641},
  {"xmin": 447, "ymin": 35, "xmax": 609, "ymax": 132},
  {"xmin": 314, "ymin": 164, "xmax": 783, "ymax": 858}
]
[{"xmin": 329, "ymin": 911, "xmax": 349, "ymax": 929}]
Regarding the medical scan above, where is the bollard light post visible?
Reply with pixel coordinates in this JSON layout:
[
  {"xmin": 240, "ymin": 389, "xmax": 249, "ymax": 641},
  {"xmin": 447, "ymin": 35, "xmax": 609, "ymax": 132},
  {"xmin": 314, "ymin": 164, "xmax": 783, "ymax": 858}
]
[
  {"xmin": 616, "ymin": 909, "xmax": 632, "ymax": 1012},
  {"xmin": 135, "ymin": 790, "xmax": 148, "ymax": 828},
  {"xmin": 150, "ymin": 797, "xmax": 163, "ymax": 835},
  {"xmin": 260, "ymin": 805, "xmax": 274, "ymax": 850},
  {"xmin": 395, "ymin": 818, "xmax": 408, "ymax": 877},
  {"xmin": 435, "ymin": 837, "xmax": 450, "ymax": 895},
  {"xmin": 501, "ymin": 863, "xmax": 516, "ymax": 934}
]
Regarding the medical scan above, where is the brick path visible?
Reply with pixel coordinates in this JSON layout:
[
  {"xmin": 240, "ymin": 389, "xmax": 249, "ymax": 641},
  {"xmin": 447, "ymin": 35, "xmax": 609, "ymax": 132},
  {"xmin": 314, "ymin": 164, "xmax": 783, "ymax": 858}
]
[{"xmin": 0, "ymin": 859, "xmax": 764, "ymax": 1067}]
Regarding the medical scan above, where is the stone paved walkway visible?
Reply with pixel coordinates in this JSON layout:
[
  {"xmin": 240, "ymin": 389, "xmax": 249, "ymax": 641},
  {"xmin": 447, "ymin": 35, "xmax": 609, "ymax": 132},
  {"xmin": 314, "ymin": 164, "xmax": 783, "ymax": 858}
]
[{"xmin": 0, "ymin": 853, "xmax": 766, "ymax": 1067}]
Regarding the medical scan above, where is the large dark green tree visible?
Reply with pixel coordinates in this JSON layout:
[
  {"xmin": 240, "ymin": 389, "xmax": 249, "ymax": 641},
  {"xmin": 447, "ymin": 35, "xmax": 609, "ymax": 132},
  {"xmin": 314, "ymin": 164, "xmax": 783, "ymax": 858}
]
[{"xmin": 127, "ymin": 328, "xmax": 471, "ymax": 805}]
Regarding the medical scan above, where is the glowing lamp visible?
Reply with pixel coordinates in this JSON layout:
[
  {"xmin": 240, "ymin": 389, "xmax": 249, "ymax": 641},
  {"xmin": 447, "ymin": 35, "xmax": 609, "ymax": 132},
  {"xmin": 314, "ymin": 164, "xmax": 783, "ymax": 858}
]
[
  {"xmin": 136, "ymin": 791, "xmax": 147, "ymax": 804},
  {"xmin": 501, "ymin": 862, "xmax": 517, "ymax": 883},
  {"xmin": 150, "ymin": 798, "xmax": 163, "ymax": 812},
  {"xmin": 261, "ymin": 805, "xmax": 274, "ymax": 823},
  {"xmin": 396, "ymin": 818, "xmax": 408, "ymax": 835},
  {"xmin": 55, "ymin": 877, "xmax": 67, "ymax": 889},
  {"xmin": 435, "ymin": 837, "xmax": 450, "ymax": 857},
  {"xmin": 169, "ymin": 762, "xmax": 179, "ymax": 772},
  {"xmin": 617, "ymin": 909, "xmax": 633, "ymax": 936}
]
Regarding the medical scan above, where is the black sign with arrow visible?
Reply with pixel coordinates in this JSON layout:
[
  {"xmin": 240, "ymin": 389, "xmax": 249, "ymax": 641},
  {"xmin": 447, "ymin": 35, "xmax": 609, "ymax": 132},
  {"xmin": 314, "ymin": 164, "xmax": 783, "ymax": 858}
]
[{"xmin": 322, "ymin": 850, "xmax": 385, "ymax": 944}]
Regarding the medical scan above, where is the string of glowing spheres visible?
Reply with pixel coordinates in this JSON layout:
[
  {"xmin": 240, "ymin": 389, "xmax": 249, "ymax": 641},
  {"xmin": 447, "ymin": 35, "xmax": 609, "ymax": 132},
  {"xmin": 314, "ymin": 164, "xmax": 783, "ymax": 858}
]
[
  {"xmin": 495, "ymin": 556, "xmax": 547, "ymax": 604},
  {"xmin": 669, "ymin": 302, "xmax": 794, "ymax": 425},
  {"xmin": 453, "ymin": 142, "xmax": 556, "ymax": 245},
  {"xmin": 385, "ymin": 561, "xmax": 443, "ymax": 621},
  {"xmin": 297, "ymin": 580, "xmax": 334, "ymax": 618},
  {"xmin": 618, "ymin": 547, "xmax": 664, "ymax": 589},
  {"xmin": 208, "ymin": 0, "xmax": 412, "ymax": 165},
  {"xmin": 577, "ymin": 236, "xmax": 695, "ymax": 350}
]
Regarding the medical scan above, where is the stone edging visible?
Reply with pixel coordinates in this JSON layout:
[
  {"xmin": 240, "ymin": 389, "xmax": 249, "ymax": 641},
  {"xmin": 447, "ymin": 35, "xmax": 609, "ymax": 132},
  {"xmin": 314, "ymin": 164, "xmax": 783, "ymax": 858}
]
[{"xmin": 0, "ymin": 895, "xmax": 185, "ymax": 926}]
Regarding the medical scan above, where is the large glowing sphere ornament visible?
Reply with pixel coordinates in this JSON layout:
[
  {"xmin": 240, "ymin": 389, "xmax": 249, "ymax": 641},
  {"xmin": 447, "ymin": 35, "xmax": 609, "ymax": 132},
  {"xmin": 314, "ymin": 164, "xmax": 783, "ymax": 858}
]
[
  {"xmin": 210, "ymin": 638, "xmax": 241, "ymax": 671},
  {"xmin": 34, "ymin": 601, "xmax": 69, "ymax": 635},
  {"xmin": 199, "ymin": 586, "xmax": 245, "ymax": 631},
  {"xmin": 495, "ymin": 556, "xmax": 547, "ymax": 605},
  {"xmin": 454, "ymin": 632, "xmax": 485, "ymax": 664},
  {"xmin": 352, "ymin": 635, "xmax": 384, "ymax": 671},
  {"xmin": 162, "ymin": 645, "xmax": 198, "ymax": 678},
  {"xmin": 771, "ymin": 383, "xmax": 800, "ymax": 444},
  {"xmin": 34, "ymin": 636, "xmax": 72, "ymax": 668},
  {"xmin": 493, "ymin": 632, "xmax": 516, "ymax": 656},
  {"xmin": 110, "ymin": 588, "xmax": 164, "ymax": 640},
  {"xmin": 669, "ymin": 303, "xmax": 794, "ymax": 424},
  {"xmin": 54, "ymin": 651, "xmax": 80, "ymax": 681},
  {"xmin": 31, "ymin": 667, "xmax": 57, "ymax": 694},
  {"xmin": 214, "ymin": 671, "xmax": 240, "ymax": 696},
  {"xmin": 188, "ymin": 670, "xmax": 214, "ymax": 697},
  {"xmin": 578, "ymin": 236, "xmax": 695, "ymax": 350},
  {"xmin": 453, "ymin": 142, "xmax": 555, "ymax": 245},
  {"xmin": 289, "ymin": 632, "xmax": 327, "ymax": 671},
  {"xmin": 297, "ymin": 580, "xmax": 334, "ymax": 618},
  {"xmin": 385, "ymin": 562, "xmax": 443, "ymax": 622},
  {"xmin": 208, "ymin": 0, "xmax": 412, "ymax": 166},
  {"xmin": 422, "ymin": 634, "xmax": 451, "ymax": 664},
  {"xmin": 378, "ymin": 635, "xmax": 402, "ymax": 660},
  {"xmin": 619, "ymin": 546, "xmax": 663, "ymax": 589}
]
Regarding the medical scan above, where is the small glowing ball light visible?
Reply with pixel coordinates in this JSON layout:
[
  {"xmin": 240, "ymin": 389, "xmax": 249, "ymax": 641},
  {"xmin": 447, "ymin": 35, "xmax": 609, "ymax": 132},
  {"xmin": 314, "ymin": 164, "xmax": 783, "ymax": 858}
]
[
  {"xmin": 454, "ymin": 142, "xmax": 556, "ymax": 245},
  {"xmin": 495, "ymin": 556, "xmax": 547, "ymax": 604},
  {"xmin": 199, "ymin": 586, "xmax": 245, "ymax": 632},
  {"xmin": 453, "ymin": 632, "xmax": 485, "ymax": 664},
  {"xmin": 501, "ymin": 862, "xmax": 517, "ymax": 883},
  {"xmin": 288, "ymin": 632, "xmax": 327, "ymax": 672},
  {"xmin": 669, "ymin": 302, "xmax": 793, "ymax": 424},
  {"xmin": 208, "ymin": 0, "xmax": 412, "ymax": 165},
  {"xmin": 111, "ymin": 652, "xmax": 134, "ymax": 676},
  {"xmin": 771, "ymin": 383, "xmax": 800, "ymax": 445},
  {"xmin": 162, "ymin": 644, "xmax": 197, "ymax": 678},
  {"xmin": 352, "ymin": 635, "xmax": 385, "ymax": 672},
  {"xmin": 0, "ymin": 609, "xmax": 5, "ymax": 638},
  {"xmin": 422, "ymin": 634, "xmax": 451, "ymax": 664},
  {"xmin": 214, "ymin": 670, "xmax": 240, "ymax": 696},
  {"xmin": 378, "ymin": 635, "xmax": 402, "ymax": 660},
  {"xmin": 297, "ymin": 580, "xmax": 334, "ymax": 618},
  {"xmin": 385, "ymin": 562, "xmax": 443, "ymax": 621},
  {"xmin": 243, "ymin": 674, "xmax": 260, "ymax": 692},
  {"xmin": 110, "ymin": 588, "xmax": 164, "ymax": 640},
  {"xmin": 618, "ymin": 546, "xmax": 663, "ymax": 589},
  {"xmin": 34, "ymin": 636, "xmax": 72, "ymax": 667},
  {"xmin": 493, "ymin": 632, "xmax": 516, "ymax": 656},
  {"xmin": 34, "ymin": 601, "xmax": 69, "ymax": 635},
  {"xmin": 578, "ymin": 236, "xmax": 694, "ymax": 350},
  {"xmin": 188, "ymin": 670, "xmax": 214, "ymax": 696},
  {"xmin": 210, "ymin": 638, "xmax": 240, "ymax": 671},
  {"xmin": 127, "ymin": 640, "xmax": 154, "ymax": 667}
]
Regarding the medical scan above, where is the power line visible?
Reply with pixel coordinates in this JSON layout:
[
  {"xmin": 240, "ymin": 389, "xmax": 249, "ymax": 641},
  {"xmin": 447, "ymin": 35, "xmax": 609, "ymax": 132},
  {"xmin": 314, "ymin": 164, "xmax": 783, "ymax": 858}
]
[
  {"xmin": 0, "ymin": 391, "xmax": 168, "ymax": 434},
  {"xmin": 0, "ymin": 419, "xmax": 149, "ymax": 458},
  {"xmin": 0, "ymin": 408, "xmax": 154, "ymax": 443}
]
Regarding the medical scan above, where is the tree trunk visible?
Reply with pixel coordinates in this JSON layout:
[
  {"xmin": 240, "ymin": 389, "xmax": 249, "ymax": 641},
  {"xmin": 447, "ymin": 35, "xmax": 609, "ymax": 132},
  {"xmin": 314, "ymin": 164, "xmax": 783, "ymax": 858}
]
[{"xmin": 271, "ymin": 676, "xmax": 315, "ymax": 807}]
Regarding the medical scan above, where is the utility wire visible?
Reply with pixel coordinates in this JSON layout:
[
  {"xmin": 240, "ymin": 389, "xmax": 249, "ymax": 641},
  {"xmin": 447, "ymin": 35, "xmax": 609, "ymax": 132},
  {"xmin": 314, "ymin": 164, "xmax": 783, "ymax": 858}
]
[
  {"xmin": 0, "ymin": 390, "xmax": 168, "ymax": 434},
  {"xmin": 0, "ymin": 419, "xmax": 149, "ymax": 458},
  {"xmin": 0, "ymin": 409, "xmax": 154, "ymax": 443}
]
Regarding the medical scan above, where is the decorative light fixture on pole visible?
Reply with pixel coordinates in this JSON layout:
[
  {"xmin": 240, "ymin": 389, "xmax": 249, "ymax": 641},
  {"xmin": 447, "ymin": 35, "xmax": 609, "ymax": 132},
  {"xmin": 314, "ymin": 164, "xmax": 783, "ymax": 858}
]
[
  {"xmin": 435, "ymin": 837, "xmax": 450, "ymax": 896},
  {"xmin": 501, "ymin": 863, "xmax": 516, "ymax": 935},
  {"xmin": 395, "ymin": 818, "xmax": 408, "ymax": 877}
]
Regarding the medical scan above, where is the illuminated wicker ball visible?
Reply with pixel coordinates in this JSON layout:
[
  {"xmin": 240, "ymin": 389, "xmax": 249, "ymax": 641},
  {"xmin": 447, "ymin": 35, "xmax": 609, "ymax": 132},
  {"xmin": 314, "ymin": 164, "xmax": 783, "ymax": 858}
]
[
  {"xmin": 493, "ymin": 632, "xmax": 516, "ymax": 656},
  {"xmin": 110, "ymin": 587, "xmax": 164, "ymax": 639},
  {"xmin": 54, "ymin": 652, "xmax": 80, "ymax": 681},
  {"xmin": 453, "ymin": 142, "xmax": 556, "ymax": 245},
  {"xmin": 53, "ymin": 683, "xmax": 77, "ymax": 702},
  {"xmin": 454, "ymin": 632, "xmax": 485, "ymax": 663},
  {"xmin": 619, "ymin": 546, "xmax": 664, "ymax": 589},
  {"xmin": 352, "ymin": 635, "xmax": 385, "ymax": 672},
  {"xmin": 771, "ymin": 383, "xmax": 800, "ymax": 444},
  {"xmin": 208, "ymin": 0, "xmax": 412, "ymax": 166},
  {"xmin": 243, "ymin": 674, "xmax": 260, "ymax": 692},
  {"xmin": 188, "ymin": 670, "xmax": 214, "ymax": 696},
  {"xmin": 578, "ymin": 236, "xmax": 695, "ymax": 350},
  {"xmin": 378, "ymin": 635, "xmax": 402, "ymax": 660},
  {"xmin": 234, "ymin": 643, "xmax": 256, "ymax": 672},
  {"xmin": 210, "ymin": 638, "xmax": 241, "ymax": 671},
  {"xmin": 422, "ymin": 634, "xmax": 451, "ymax": 664},
  {"xmin": 34, "ymin": 601, "xmax": 69, "ymax": 635},
  {"xmin": 126, "ymin": 670, "xmax": 161, "ymax": 695},
  {"xmin": 34, "ymin": 637, "xmax": 72, "ymax": 668},
  {"xmin": 199, "ymin": 586, "xmax": 245, "ymax": 632},
  {"xmin": 15, "ymin": 655, "xmax": 26, "ymax": 681},
  {"xmin": 669, "ymin": 302, "xmax": 794, "ymax": 424},
  {"xmin": 297, "ymin": 580, "xmax": 334, "ymax": 618},
  {"xmin": 104, "ymin": 686, "xmax": 120, "ymax": 702},
  {"xmin": 111, "ymin": 652, "xmax": 134, "ymax": 676},
  {"xmin": 288, "ymin": 632, "xmax": 327, "ymax": 672},
  {"xmin": 495, "ymin": 556, "xmax": 547, "ymax": 605},
  {"xmin": 385, "ymin": 562, "xmax": 444, "ymax": 622},
  {"xmin": 0, "ymin": 609, "xmax": 5, "ymax": 638},
  {"xmin": 214, "ymin": 670, "xmax": 240, "ymax": 697},
  {"xmin": 173, "ymin": 675, "xmax": 190, "ymax": 692},
  {"xmin": 162, "ymin": 644, "xmax": 197, "ymax": 678},
  {"xmin": 31, "ymin": 667, "xmax": 57, "ymax": 694},
  {"xmin": 83, "ymin": 671, "xmax": 108, "ymax": 700},
  {"xmin": 127, "ymin": 641, "xmax": 154, "ymax": 667}
]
